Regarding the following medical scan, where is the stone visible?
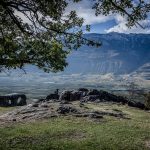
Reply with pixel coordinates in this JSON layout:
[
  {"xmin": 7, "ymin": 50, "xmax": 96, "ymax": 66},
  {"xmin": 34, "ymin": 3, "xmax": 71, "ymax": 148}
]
[
  {"xmin": 81, "ymin": 90, "xmax": 129, "ymax": 105},
  {"xmin": 70, "ymin": 90, "xmax": 83, "ymax": 101},
  {"xmin": 57, "ymin": 106, "xmax": 78, "ymax": 114},
  {"xmin": 31, "ymin": 103, "xmax": 39, "ymax": 107},
  {"xmin": 59, "ymin": 90, "xmax": 82, "ymax": 101},
  {"xmin": 60, "ymin": 91, "xmax": 70, "ymax": 101},
  {"xmin": 89, "ymin": 113, "xmax": 103, "ymax": 119},
  {"xmin": 0, "ymin": 94, "xmax": 27, "ymax": 107},
  {"xmin": 59, "ymin": 90, "xmax": 72, "ymax": 101},
  {"xmin": 58, "ymin": 89, "xmax": 147, "ymax": 110},
  {"xmin": 59, "ymin": 91, "xmax": 79, "ymax": 101}
]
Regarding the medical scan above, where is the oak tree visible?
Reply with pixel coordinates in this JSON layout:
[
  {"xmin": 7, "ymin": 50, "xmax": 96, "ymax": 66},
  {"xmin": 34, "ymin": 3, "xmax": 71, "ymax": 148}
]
[{"xmin": 0, "ymin": 0, "xmax": 149, "ymax": 72}]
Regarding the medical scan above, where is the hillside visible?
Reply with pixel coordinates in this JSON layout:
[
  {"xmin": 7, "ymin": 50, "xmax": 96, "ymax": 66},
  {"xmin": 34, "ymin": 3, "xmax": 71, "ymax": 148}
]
[{"xmin": 0, "ymin": 101, "xmax": 150, "ymax": 150}]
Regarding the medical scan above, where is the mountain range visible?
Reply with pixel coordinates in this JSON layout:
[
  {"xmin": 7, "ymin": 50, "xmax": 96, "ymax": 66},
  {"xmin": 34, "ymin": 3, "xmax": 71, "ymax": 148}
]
[{"xmin": 64, "ymin": 32, "xmax": 150, "ymax": 79}]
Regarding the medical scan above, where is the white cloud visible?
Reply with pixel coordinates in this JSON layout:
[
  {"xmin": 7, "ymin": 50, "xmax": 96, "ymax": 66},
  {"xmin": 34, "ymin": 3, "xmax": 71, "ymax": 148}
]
[
  {"xmin": 105, "ymin": 15, "xmax": 150, "ymax": 34},
  {"xmin": 66, "ymin": 0, "xmax": 113, "ymax": 25}
]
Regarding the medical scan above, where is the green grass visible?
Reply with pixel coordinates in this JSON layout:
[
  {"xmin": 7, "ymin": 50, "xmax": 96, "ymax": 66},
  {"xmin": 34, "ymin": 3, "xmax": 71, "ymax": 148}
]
[
  {"xmin": 0, "ymin": 107, "xmax": 16, "ymax": 114},
  {"xmin": 0, "ymin": 103, "xmax": 150, "ymax": 150}
]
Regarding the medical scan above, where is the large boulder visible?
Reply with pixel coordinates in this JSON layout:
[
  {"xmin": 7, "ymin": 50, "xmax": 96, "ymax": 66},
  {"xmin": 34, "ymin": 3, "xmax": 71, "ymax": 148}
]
[
  {"xmin": 0, "ymin": 93, "xmax": 27, "ymax": 107},
  {"xmin": 59, "ymin": 90, "xmax": 83, "ymax": 101}
]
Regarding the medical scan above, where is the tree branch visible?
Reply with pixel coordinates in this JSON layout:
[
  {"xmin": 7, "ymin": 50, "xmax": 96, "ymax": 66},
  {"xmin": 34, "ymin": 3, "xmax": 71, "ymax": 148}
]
[{"xmin": 109, "ymin": 0, "xmax": 145, "ymax": 29}]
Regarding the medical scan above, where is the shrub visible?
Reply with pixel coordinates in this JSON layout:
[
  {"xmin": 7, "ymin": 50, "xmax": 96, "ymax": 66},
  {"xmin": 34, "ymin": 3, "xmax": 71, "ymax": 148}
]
[{"xmin": 144, "ymin": 92, "xmax": 150, "ymax": 110}]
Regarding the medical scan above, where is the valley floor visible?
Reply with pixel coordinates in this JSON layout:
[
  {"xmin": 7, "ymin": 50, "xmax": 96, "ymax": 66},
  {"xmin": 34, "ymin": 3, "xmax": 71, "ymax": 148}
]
[{"xmin": 0, "ymin": 102, "xmax": 150, "ymax": 150}]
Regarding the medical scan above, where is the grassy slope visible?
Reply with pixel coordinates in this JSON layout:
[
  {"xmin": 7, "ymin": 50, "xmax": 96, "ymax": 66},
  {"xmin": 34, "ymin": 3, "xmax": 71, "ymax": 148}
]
[
  {"xmin": 0, "ymin": 107, "xmax": 16, "ymax": 115},
  {"xmin": 0, "ymin": 103, "xmax": 150, "ymax": 150}
]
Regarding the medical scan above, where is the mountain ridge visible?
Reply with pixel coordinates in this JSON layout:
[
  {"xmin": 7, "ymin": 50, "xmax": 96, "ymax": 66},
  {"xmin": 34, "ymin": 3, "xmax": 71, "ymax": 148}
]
[{"xmin": 64, "ymin": 33, "xmax": 150, "ymax": 79}]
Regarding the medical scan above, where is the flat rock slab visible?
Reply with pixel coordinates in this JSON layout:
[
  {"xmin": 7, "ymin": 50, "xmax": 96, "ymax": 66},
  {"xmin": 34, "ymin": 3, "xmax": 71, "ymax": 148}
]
[
  {"xmin": 0, "ymin": 102, "xmax": 59, "ymax": 125},
  {"xmin": 0, "ymin": 101, "xmax": 129, "ymax": 126}
]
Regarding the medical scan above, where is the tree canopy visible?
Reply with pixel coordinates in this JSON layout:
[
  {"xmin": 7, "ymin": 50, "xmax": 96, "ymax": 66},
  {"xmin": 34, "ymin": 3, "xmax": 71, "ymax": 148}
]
[{"xmin": 0, "ymin": 0, "xmax": 150, "ymax": 72}]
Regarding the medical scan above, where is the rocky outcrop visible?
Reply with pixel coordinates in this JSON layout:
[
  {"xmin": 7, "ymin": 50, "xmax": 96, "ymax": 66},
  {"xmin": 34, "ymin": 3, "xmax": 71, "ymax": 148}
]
[
  {"xmin": 0, "ymin": 102, "xmax": 58, "ymax": 124},
  {"xmin": 0, "ymin": 100, "xmax": 129, "ymax": 125},
  {"xmin": 0, "ymin": 94, "xmax": 27, "ymax": 107},
  {"xmin": 58, "ymin": 88, "xmax": 148, "ymax": 110},
  {"xmin": 1, "ymin": 89, "xmax": 145, "ymax": 110},
  {"xmin": 58, "ymin": 89, "xmax": 127, "ymax": 104}
]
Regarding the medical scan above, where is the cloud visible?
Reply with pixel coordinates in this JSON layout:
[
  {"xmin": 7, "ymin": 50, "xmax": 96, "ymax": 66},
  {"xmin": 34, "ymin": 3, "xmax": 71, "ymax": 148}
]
[
  {"xmin": 65, "ymin": 0, "xmax": 113, "ymax": 25},
  {"xmin": 66, "ymin": 0, "xmax": 150, "ymax": 33},
  {"xmin": 105, "ymin": 15, "xmax": 150, "ymax": 34}
]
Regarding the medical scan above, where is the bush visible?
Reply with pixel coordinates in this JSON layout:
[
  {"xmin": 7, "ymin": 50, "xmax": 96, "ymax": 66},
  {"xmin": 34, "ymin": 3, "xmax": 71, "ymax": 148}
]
[{"xmin": 144, "ymin": 92, "xmax": 150, "ymax": 110}]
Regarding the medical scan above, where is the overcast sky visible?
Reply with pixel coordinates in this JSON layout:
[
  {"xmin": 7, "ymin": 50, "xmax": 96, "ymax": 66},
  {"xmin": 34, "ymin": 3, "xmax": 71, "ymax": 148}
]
[{"xmin": 66, "ymin": 0, "xmax": 150, "ymax": 34}]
